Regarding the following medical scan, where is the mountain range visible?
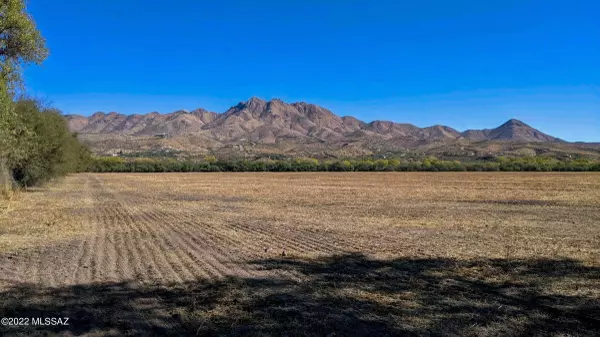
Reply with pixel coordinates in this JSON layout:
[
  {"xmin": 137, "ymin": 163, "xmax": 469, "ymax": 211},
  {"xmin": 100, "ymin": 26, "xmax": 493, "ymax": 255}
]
[{"xmin": 66, "ymin": 97, "xmax": 598, "ymax": 159}]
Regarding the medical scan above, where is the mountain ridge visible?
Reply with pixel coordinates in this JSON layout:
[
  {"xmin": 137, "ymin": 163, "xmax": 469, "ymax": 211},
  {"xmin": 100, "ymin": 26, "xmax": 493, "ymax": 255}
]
[{"xmin": 66, "ymin": 97, "xmax": 561, "ymax": 144}]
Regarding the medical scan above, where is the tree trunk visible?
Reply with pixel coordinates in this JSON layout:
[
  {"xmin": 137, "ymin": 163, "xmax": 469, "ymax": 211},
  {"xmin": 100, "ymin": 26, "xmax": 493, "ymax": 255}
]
[{"xmin": 0, "ymin": 157, "xmax": 12, "ymax": 197}]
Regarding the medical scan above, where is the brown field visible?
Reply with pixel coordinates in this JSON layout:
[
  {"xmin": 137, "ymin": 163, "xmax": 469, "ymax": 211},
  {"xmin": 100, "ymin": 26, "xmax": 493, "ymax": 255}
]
[{"xmin": 1, "ymin": 172, "xmax": 599, "ymax": 336}]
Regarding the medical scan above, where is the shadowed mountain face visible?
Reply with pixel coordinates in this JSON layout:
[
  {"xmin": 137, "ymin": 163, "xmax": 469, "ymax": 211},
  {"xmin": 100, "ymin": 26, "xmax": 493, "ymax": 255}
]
[{"xmin": 65, "ymin": 97, "xmax": 559, "ymax": 144}]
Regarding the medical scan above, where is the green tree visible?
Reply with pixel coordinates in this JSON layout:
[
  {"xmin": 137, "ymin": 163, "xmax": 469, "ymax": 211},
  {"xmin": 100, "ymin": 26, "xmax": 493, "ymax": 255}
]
[
  {"xmin": 0, "ymin": 0, "xmax": 48, "ymax": 91},
  {"xmin": 1, "ymin": 0, "xmax": 48, "ymax": 190},
  {"xmin": 9, "ymin": 99, "xmax": 90, "ymax": 186}
]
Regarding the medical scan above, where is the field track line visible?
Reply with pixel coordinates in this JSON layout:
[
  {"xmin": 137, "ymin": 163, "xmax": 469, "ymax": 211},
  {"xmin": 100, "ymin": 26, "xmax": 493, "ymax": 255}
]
[
  {"xmin": 227, "ymin": 220, "xmax": 342, "ymax": 255},
  {"xmin": 98, "ymin": 177, "xmax": 208, "ymax": 282},
  {"xmin": 156, "ymin": 217, "xmax": 229, "ymax": 279},
  {"xmin": 94, "ymin": 176, "xmax": 162, "ymax": 283},
  {"xmin": 152, "ymin": 209, "xmax": 307, "ymax": 280},
  {"xmin": 90, "ymin": 176, "xmax": 135, "ymax": 282},
  {"xmin": 145, "ymin": 207, "xmax": 259, "ymax": 278},
  {"xmin": 128, "ymin": 206, "xmax": 198, "ymax": 283}
]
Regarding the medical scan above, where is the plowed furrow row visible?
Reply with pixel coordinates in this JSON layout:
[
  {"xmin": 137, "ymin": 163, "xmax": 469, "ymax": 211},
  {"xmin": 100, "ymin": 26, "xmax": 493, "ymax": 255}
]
[
  {"xmin": 228, "ymin": 221, "xmax": 336, "ymax": 255},
  {"xmin": 156, "ymin": 210, "xmax": 257, "ymax": 256},
  {"xmin": 130, "ymin": 209, "xmax": 220, "ymax": 280},
  {"xmin": 128, "ymin": 208, "xmax": 194, "ymax": 283},
  {"xmin": 167, "ymin": 213, "xmax": 330, "ymax": 281},
  {"xmin": 115, "ymin": 192, "xmax": 204, "ymax": 282},
  {"xmin": 150, "ymin": 210, "xmax": 255, "ymax": 277},
  {"xmin": 38, "ymin": 247, "xmax": 56, "ymax": 287},
  {"xmin": 179, "ymin": 221, "xmax": 256, "ymax": 278},
  {"xmin": 97, "ymin": 181, "xmax": 156, "ymax": 283},
  {"xmin": 143, "ymin": 212, "xmax": 232, "ymax": 279},
  {"xmin": 103, "ymin": 229, "xmax": 119, "ymax": 282},
  {"xmin": 320, "ymin": 228, "xmax": 364, "ymax": 252},
  {"xmin": 97, "ymin": 206, "xmax": 126, "ymax": 281},
  {"xmin": 270, "ymin": 225, "xmax": 355, "ymax": 253},
  {"xmin": 162, "ymin": 223, "xmax": 227, "ymax": 279},
  {"xmin": 88, "ymin": 236, "xmax": 102, "ymax": 283},
  {"xmin": 127, "ymin": 218, "xmax": 169, "ymax": 283},
  {"xmin": 93, "ymin": 177, "xmax": 155, "ymax": 283},
  {"xmin": 156, "ymin": 211, "xmax": 305, "ymax": 280},
  {"xmin": 118, "ymin": 209, "xmax": 163, "ymax": 283},
  {"xmin": 113, "ymin": 226, "xmax": 134, "ymax": 281},
  {"xmin": 89, "ymin": 176, "xmax": 128, "ymax": 282},
  {"xmin": 73, "ymin": 237, "xmax": 94, "ymax": 284},
  {"xmin": 120, "ymin": 209, "xmax": 149, "ymax": 281},
  {"xmin": 293, "ymin": 225, "xmax": 364, "ymax": 252},
  {"xmin": 148, "ymin": 209, "xmax": 258, "ymax": 277},
  {"xmin": 96, "ymin": 206, "xmax": 120, "ymax": 282},
  {"xmin": 45, "ymin": 241, "xmax": 82, "ymax": 286},
  {"xmin": 91, "ymin": 211, "xmax": 107, "ymax": 282},
  {"xmin": 226, "ymin": 221, "xmax": 310, "ymax": 254},
  {"xmin": 151, "ymin": 210, "xmax": 305, "ymax": 280},
  {"xmin": 190, "ymin": 221, "xmax": 265, "ymax": 263},
  {"xmin": 77, "ymin": 176, "xmax": 104, "ymax": 284},
  {"xmin": 41, "ymin": 245, "xmax": 63, "ymax": 286},
  {"xmin": 66, "ymin": 234, "xmax": 89, "ymax": 284},
  {"xmin": 22, "ymin": 251, "xmax": 43, "ymax": 285},
  {"xmin": 264, "ymin": 222, "xmax": 352, "ymax": 254}
]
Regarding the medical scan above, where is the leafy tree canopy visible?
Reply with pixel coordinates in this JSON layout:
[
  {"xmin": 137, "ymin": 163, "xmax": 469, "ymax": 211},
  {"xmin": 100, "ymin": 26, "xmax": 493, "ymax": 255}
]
[{"xmin": 0, "ymin": 0, "xmax": 48, "ymax": 91}]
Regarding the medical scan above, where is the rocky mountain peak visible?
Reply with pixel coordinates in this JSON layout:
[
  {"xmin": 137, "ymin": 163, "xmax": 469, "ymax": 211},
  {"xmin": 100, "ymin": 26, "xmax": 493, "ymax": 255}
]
[{"xmin": 65, "ymin": 99, "xmax": 564, "ymax": 146}]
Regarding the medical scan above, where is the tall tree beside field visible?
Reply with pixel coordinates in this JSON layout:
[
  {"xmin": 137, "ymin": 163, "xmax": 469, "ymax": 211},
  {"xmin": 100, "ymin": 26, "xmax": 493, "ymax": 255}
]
[
  {"xmin": 0, "ymin": 0, "xmax": 48, "ymax": 91},
  {"xmin": 0, "ymin": 0, "xmax": 48, "ymax": 191},
  {"xmin": 9, "ymin": 99, "xmax": 90, "ymax": 186},
  {"xmin": 1, "ymin": 1, "xmax": 88, "ymax": 189},
  {"xmin": 0, "ymin": 80, "xmax": 12, "ymax": 194}
]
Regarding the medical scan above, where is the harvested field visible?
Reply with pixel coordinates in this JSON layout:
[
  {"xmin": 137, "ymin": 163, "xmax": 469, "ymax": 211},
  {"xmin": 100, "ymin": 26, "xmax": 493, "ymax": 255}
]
[{"xmin": 1, "ymin": 172, "xmax": 599, "ymax": 336}]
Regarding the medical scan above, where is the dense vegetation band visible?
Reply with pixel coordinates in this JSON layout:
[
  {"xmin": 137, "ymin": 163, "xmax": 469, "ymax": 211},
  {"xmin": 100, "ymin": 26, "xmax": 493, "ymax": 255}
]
[{"xmin": 88, "ymin": 156, "xmax": 600, "ymax": 173}]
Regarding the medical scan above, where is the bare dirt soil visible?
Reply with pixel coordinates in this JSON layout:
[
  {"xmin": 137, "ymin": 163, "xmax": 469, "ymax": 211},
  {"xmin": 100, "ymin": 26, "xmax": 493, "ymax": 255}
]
[{"xmin": 1, "ymin": 173, "xmax": 599, "ymax": 336}]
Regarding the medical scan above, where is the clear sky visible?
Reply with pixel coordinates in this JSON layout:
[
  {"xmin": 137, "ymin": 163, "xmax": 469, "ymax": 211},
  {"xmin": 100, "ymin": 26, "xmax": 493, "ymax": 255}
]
[{"xmin": 24, "ymin": 0, "xmax": 599, "ymax": 141}]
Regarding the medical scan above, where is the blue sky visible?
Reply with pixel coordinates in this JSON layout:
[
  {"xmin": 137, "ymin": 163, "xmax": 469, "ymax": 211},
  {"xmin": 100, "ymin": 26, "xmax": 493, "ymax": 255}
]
[{"xmin": 24, "ymin": 0, "xmax": 599, "ymax": 141}]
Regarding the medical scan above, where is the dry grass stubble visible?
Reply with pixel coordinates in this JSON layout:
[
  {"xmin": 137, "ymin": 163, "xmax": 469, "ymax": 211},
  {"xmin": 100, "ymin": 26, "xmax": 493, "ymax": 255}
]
[{"xmin": 0, "ymin": 172, "xmax": 599, "ymax": 336}]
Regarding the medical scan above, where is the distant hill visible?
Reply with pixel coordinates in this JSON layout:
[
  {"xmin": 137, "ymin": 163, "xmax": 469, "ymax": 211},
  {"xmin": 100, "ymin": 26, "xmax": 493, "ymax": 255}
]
[
  {"xmin": 65, "ymin": 97, "xmax": 599, "ymax": 159},
  {"xmin": 461, "ymin": 119, "xmax": 560, "ymax": 142}
]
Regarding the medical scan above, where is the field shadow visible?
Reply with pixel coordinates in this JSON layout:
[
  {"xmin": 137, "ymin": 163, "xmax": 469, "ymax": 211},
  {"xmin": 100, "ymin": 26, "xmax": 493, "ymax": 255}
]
[{"xmin": 1, "ymin": 254, "xmax": 599, "ymax": 336}]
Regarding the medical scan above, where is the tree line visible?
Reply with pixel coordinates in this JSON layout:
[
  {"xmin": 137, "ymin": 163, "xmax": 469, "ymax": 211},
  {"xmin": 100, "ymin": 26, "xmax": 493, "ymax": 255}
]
[
  {"xmin": 87, "ymin": 156, "xmax": 600, "ymax": 173},
  {"xmin": 1, "ymin": 1, "xmax": 598, "ymax": 193},
  {"xmin": 1, "ymin": 0, "xmax": 90, "ymax": 192}
]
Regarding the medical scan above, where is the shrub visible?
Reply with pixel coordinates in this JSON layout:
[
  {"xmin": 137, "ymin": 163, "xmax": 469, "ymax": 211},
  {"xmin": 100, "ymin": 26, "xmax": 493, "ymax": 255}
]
[
  {"xmin": 84, "ymin": 156, "xmax": 600, "ymax": 173},
  {"xmin": 8, "ymin": 99, "xmax": 90, "ymax": 186}
]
